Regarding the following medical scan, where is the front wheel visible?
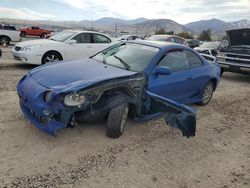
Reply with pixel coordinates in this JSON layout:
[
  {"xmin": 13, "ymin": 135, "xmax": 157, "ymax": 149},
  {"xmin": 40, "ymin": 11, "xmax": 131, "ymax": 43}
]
[
  {"xmin": 20, "ymin": 31, "xmax": 26, "ymax": 37},
  {"xmin": 0, "ymin": 36, "xmax": 10, "ymax": 46},
  {"xmin": 200, "ymin": 81, "xmax": 214, "ymax": 105},
  {"xmin": 42, "ymin": 51, "xmax": 62, "ymax": 64},
  {"xmin": 41, "ymin": 33, "xmax": 47, "ymax": 38},
  {"xmin": 106, "ymin": 103, "xmax": 129, "ymax": 138}
]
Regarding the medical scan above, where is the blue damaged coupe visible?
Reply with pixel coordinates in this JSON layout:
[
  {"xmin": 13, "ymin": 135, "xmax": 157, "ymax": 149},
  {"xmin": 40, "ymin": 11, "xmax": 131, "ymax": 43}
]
[{"xmin": 17, "ymin": 41, "xmax": 221, "ymax": 138}]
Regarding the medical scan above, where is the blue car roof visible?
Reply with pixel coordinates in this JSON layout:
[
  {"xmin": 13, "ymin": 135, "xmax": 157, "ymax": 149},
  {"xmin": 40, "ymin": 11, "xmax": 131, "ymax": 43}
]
[{"xmin": 127, "ymin": 40, "xmax": 184, "ymax": 50}]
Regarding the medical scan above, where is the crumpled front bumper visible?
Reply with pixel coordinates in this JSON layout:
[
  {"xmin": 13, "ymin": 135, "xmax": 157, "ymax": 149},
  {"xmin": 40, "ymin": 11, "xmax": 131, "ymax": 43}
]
[
  {"xmin": 17, "ymin": 74, "xmax": 68, "ymax": 136},
  {"xmin": 19, "ymin": 101, "xmax": 66, "ymax": 136}
]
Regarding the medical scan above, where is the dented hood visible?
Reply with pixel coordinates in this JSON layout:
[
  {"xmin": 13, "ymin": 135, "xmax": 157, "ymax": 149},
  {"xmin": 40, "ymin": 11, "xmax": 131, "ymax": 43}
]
[{"xmin": 30, "ymin": 58, "xmax": 137, "ymax": 91}]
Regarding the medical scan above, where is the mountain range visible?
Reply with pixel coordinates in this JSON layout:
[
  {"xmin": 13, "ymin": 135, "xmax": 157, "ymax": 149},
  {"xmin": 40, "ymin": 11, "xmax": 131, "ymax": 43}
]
[
  {"xmin": 185, "ymin": 18, "xmax": 250, "ymax": 35},
  {"xmin": 0, "ymin": 17, "xmax": 249, "ymax": 37}
]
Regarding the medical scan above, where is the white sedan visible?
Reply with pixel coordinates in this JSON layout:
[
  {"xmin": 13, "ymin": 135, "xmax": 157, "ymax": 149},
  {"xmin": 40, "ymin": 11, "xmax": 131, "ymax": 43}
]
[{"xmin": 12, "ymin": 30, "xmax": 116, "ymax": 65}]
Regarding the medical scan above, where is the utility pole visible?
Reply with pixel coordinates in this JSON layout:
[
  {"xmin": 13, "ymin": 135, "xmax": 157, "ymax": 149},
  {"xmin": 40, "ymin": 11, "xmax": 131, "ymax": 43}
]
[
  {"xmin": 115, "ymin": 23, "xmax": 118, "ymax": 36},
  {"xmin": 91, "ymin": 18, "xmax": 94, "ymax": 31}
]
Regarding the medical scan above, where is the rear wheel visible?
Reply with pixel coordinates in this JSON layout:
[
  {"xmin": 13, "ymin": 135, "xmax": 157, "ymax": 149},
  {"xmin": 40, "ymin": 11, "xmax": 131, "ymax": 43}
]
[
  {"xmin": 41, "ymin": 33, "xmax": 47, "ymax": 38},
  {"xmin": 0, "ymin": 36, "xmax": 10, "ymax": 46},
  {"xmin": 106, "ymin": 102, "xmax": 129, "ymax": 138},
  {"xmin": 200, "ymin": 81, "xmax": 214, "ymax": 105},
  {"xmin": 220, "ymin": 68, "xmax": 225, "ymax": 76},
  {"xmin": 20, "ymin": 31, "xmax": 26, "ymax": 37},
  {"xmin": 42, "ymin": 51, "xmax": 62, "ymax": 64}
]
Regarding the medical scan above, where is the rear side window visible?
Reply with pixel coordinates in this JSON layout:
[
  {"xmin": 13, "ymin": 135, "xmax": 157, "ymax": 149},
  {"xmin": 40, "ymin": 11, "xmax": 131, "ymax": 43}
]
[
  {"xmin": 73, "ymin": 33, "xmax": 91, "ymax": 43},
  {"xmin": 93, "ymin": 34, "xmax": 111, "ymax": 43},
  {"xmin": 158, "ymin": 50, "xmax": 189, "ymax": 71},
  {"xmin": 3, "ymin": 26, "xmax": 16, "ymax": 30},
  {"xmin": 127, "ymin": 36, "xmax": 134, "ymax": 41},
  {"xmin": 31, "ymin": 27, "xmax": 39, "ymax": 30},
  {"xmin": 184, "ymin": 50, "xmax": 203, "ymax": 68},
  {"xmin": 174, "ymin": 37, "xmax": 185, "ymax": 44},
  {"xmin": 167, "ymin": 37, "xmax": 175, "ymax": 42}
]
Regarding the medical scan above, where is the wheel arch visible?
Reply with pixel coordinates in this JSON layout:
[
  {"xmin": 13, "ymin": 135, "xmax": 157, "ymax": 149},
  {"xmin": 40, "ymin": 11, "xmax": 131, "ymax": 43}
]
[
  {"xmin": 73, "ymin": 85, "xmax": 138, "ymax": 123},
  {"xmin": 210, "ymin": 78, "xmax": 218, "ymax": 90},
  {"xmin": 0, "ymin": 35, "xmax": 11, "ymax": 42}
]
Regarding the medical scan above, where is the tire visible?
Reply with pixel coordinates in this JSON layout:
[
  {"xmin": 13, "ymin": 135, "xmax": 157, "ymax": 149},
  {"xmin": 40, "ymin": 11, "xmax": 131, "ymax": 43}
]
[
  {"xmin": 20, "ymin": 32, "xmax": 26, "ymax": 37},
  {"xmin": 0, "ymin": 36, "xmax": 10, "ymax": 46},
  {"xmin": 106, "ymin": 102, "xmax": 129, "ymax": 139},
  {"xmin": 42, "ymin": 51, "xmax": 62, "ymax": 64},
  {"xmin": 41, "ymin": 33, "xmax": 47, "ymax": 38},
  {"xmin": 220, "ymin": 68, "xmax": 224, "ymax": 76},
  {"xmin": 200, "ymin": 81, "xmax": 214, "ymax": 105}
]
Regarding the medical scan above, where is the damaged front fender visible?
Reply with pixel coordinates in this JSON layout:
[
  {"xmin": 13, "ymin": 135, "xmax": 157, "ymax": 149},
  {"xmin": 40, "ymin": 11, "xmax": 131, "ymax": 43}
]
[{"xmin": 146, "ymin": 91, "xmax": 196, "ymax": 137}]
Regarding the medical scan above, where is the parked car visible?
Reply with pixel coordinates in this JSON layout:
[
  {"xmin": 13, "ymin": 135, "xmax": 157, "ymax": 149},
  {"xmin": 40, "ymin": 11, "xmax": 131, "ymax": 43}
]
[
  {"xmin": 19, "ymin": 26, "xmax": 51, "ymax": 38},
  {"xmin": 45, "ymin": 31, "xmax": 57, "ymax": 39},
  {"xmin": 0, "ymin": 24, "xmax": 17, "ymax": 31},
  {"xmin": 147, "ymin": 35, "xmax": 188, "ymax": 46},
  {"xmin": 117, "ymin": 35, "xmax": 141, "ymax": 41},
  {"xmin": 187, "ymin": 39, "xmax": 200, "ymax": 48},
  {"xmin": 17, "ymin": 41, "xmax": 221, "ymax": 138},
  {"xmin": 12, "ymin": 30, "xmax": 115, "ymax": 65},
  {"xmin": 0, "ymin": 48, "xmax": 2, "ymax": 57},
  {"xmin": 0, "ymin": 24, "xmax": 21, "ymax": 46},
  {"xmin": 194, "ymin": 41, "xmax": 222, "ymax": 57},
  {"xmin": 217, "ymin": 28, "xmax": 250, "ymax": 75}
]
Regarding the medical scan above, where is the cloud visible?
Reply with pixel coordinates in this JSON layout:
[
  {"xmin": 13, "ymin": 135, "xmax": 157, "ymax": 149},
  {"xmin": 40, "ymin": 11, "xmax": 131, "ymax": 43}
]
[
  {"xmin": 0, "ymin": 7, "xmax": 55, "ymax": 20},
  {"xmin": 51, "ymin": 0, "xmax": 249, "ymax": 23},
  {"xmin": 1, "ymin": 0, "xmax": 249, "ymax": 23}
]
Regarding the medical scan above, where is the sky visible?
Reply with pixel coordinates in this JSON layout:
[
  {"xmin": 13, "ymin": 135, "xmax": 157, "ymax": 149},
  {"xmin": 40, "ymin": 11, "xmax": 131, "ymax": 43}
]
[{"xmin": 0, "ymin": 0, "xmax": 249, "ymax": 24}]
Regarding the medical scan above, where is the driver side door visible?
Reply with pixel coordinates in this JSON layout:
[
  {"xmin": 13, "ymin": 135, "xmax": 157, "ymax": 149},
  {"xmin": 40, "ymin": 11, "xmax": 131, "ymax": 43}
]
[
  {"xmin": 148, "ymin": 49, "xmax": 193, "ymax": 103},
  {"xmin": 65, "ymin": 33, "xmax": 92, "ymax": 60}
]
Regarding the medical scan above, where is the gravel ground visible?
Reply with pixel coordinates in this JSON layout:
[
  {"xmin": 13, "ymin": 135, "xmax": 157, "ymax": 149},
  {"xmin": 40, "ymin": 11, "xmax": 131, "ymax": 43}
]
[{"xmin": 0, "ymin": 44, "xmax": 249, "ymax": 188}]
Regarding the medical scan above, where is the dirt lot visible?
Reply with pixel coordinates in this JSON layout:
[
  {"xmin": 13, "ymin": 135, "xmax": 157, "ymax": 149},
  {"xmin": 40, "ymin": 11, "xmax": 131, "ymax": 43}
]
[{"xmin": 0, "ymin": 45, "xmax": 249, "ymax": 188}]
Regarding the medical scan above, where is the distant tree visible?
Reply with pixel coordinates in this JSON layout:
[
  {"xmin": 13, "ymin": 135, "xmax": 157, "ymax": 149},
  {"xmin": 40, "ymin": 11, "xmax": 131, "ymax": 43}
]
[
  {"xmin": 177, "ymin": 32, "xmax": 194, "ymax": 39},
  {"xmin": 198, "ymin": 29, "xmax": 212, "ymax": 41},
  {"xmin": 166, "ymin": 31, "xmax": 174, "ymax": 35},
  {"xmin": 155, "ymin": 28, "xmax": 166, "ymax": 34},
  {"xmin": 155, "ymin": 28, "xmax": 174, "ymax": 35}
]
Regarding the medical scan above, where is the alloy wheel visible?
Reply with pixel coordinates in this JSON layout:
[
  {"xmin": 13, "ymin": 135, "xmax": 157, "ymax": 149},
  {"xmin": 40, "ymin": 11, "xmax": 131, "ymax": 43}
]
[
  {"xmin": 202, "ymin": 83, "xmax": 214, "ymax": 104},
  {"xmin": 45, "ymin": 54, "xmax": 60, "ymax": 63}
]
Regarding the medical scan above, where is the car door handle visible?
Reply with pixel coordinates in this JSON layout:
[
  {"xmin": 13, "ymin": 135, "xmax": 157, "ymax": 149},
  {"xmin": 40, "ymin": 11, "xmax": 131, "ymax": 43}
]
[
  {"xmin": 86, "ymin": 46, "xmax": 92, "ymax": 48},
  {"xmin": 187, "ymin": 77, "xmax": 193, "ymax": 80}
]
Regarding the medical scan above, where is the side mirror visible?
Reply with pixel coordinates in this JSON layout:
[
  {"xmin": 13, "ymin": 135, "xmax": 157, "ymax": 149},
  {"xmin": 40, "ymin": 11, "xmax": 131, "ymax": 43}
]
[
  {"xmin": 67, "ymin": 39, "xmax": 77, "ymax": 44},
  {"xmin": 156, "ymin": 66, "xmax": 172, "ymax": 75}
]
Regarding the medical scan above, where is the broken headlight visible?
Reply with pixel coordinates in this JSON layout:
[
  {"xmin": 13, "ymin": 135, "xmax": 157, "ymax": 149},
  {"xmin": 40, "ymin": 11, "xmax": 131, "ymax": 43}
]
[{"xmin": 64, "ymin": 92, "xmax": 86, "ymax": 106}]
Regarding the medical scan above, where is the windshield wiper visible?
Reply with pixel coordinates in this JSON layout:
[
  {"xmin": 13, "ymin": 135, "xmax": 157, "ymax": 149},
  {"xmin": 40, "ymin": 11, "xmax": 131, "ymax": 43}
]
[{"xmin": 113, "ymin": 55, "xmax": 131, "ymax": 70}]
